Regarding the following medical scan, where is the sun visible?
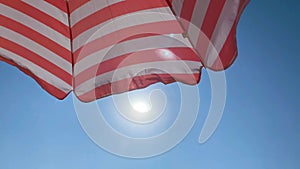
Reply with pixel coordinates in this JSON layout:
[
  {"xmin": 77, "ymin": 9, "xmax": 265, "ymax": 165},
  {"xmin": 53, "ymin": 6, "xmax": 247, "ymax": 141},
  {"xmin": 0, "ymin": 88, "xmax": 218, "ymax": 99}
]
[
  {"xmin": 132, "ymin": 101, "xmax": 151, "ymax": 113},
  {"xmin": 117, "ymin": 91, "xmax": 165, "ymax": 124}
]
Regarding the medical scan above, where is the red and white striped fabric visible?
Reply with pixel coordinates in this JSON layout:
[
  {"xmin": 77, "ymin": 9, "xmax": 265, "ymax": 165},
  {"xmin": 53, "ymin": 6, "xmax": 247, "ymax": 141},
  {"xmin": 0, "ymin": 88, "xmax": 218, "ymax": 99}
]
[
  {"xmin": 0, "ymin": 0, "xmax": 73, "ymax": 99},
  {"xmin": 1, "ymin": 0, "xmax": 249, "ymax": 102},
  {"xmin": 167, "ymin": 0, "xmax": 250, "ymax": 70},
  {"xmin": 70, "ymin": 0, "xmax": 202, "ymax": 102}
]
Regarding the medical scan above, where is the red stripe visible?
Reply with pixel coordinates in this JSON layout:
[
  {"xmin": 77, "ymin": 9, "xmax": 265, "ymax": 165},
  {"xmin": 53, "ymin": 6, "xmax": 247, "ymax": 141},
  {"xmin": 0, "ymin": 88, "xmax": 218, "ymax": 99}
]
[
  {"xmin": 211, "ymin": 0, "xmax": 250, "ymax": 70},
  {"xmin": 74, "ymin": 47, "xmax": 201, "ymax": 86},
  {"xmin": 67, "ymin": 0, "xmax": 89, "ymax": 13},
  {"xmin": 179, "ymin": 0, "xmax": 197, "ymax": 30},
  {"xmin": 196, "ymin": 0, "xmax": 226, "ymax": 63},
  {"xmin": 211, "ymin": 27, "xmax": 237, "ymax": 70},
  {"xmin": 0, "ymin": 57, "xmax": 69, "ymax": 99},
  {"xmin": 166, "ymin": 0, "xmax": 173, "ymax": 7},
  {"xmin": 200, "ymin": 0, "xmax": 226, "ymax": 39},
  {"xmin": 75, "ymin": 73, "xmax": 201, "ymax": 102},
  {"xmin": 44, "ymin": 0, "xmax": 68, "ymax": 13},
  {"xmin": 2, "ymin": 1, "xmax": 70, "ymax": 38},
  {"xmin": 2, "ymin": 38, "xmax": 72, "ymax": 86},
  {"xmin": 73, "ymin": 20, "xmax": 183, "ymax": 61},
  {"xmin": 118, "ymin": 33, "xmax": 158, "ymax": 43},
  {"xmin": 71, "ymin": 0, "xmax": 168, "ymax": 38},
  {"xmin": 2, "ymin": 16, "xmax": 72, "ymax": 63},
  {"xmin": 73, "ymin": 20, "xmax": 183, "ymax": 62}
]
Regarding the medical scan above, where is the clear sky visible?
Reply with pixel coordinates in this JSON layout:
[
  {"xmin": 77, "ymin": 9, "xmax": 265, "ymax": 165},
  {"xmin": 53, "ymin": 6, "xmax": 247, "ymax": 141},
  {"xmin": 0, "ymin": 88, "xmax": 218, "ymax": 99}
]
[{"xmin": 0, "ymin": 0, "xmax": 299, "ymax": 168}]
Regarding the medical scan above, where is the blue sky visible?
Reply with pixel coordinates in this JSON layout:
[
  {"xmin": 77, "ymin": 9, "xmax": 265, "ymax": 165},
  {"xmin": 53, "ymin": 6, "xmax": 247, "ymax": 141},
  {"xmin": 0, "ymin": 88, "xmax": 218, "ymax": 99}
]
[{"xmin": 0, "ymin": 0, "xmax": 299, "ymax": 168}]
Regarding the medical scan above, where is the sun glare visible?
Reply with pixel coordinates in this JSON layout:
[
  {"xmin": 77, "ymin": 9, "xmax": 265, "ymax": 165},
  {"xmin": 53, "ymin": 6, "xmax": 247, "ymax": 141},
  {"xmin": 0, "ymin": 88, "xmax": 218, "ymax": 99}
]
[{"xmin": 132, "ymin": 101, "xmax": 151, "ymax": 113}]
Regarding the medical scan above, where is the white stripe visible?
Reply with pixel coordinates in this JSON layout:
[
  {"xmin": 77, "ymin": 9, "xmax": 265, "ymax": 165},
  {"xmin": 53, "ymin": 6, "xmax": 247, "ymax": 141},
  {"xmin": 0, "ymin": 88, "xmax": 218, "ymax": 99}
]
[
  {"xmin": 75, "ymin": 60, "xmax": 202, "ymax": 95},
  {"xmin": 172, "ymin": 0, "xmax": 184, "ymax": 16},
  {"xmin": 0, "ymin": 4, "xmax": 71, "ymax": 51},
  {"xmin": 1, "ymin": 27, "xmax": 72, "ymax": 74},
  {"xmin": 70, "ymin": 0, "xmax": 123, "ymax": 27},
  {"xmin": 187, "ymin": 0, "xmax": 210, "ymax": 46},
  {"xmin": 72, "ymin": 7, "xmax": 176, "ymax": 51},
  {"xmin": 0, "ymin": 48, "xmax": 72, "ymax": 93},
  {"xmin": 206, "ymin": 0, "xmax": 240, "ymax": 66},
  {"xmin": 74, "ymin": 34, "xmax": 193, "ymax": 75},
  {"xmin": 22, "ymin": 0, "xmax": 69, "ymax": 26}
]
